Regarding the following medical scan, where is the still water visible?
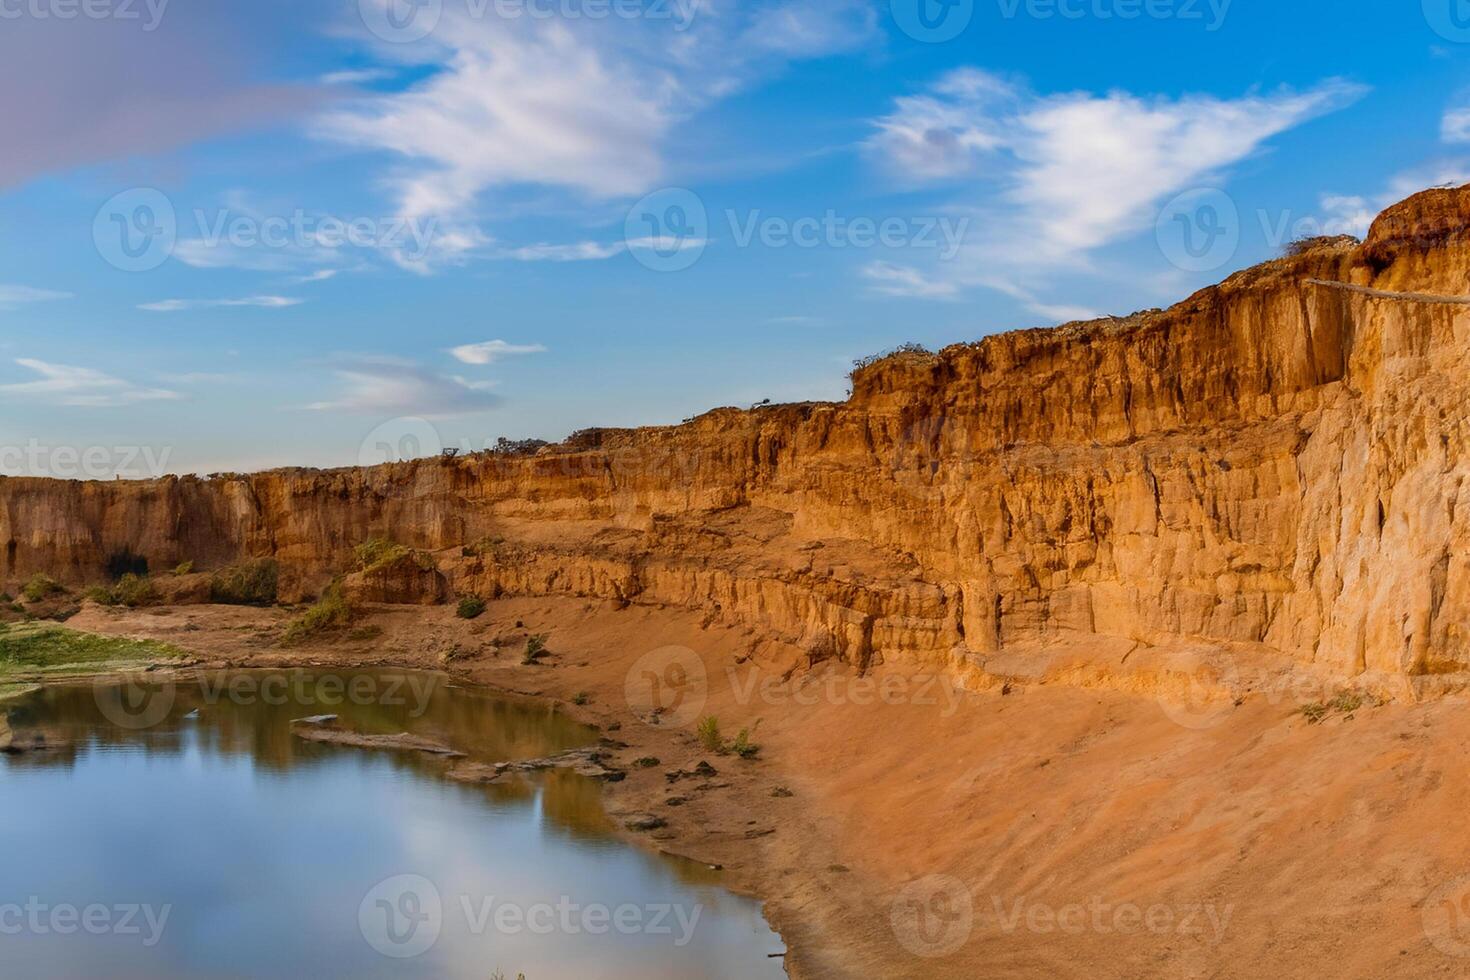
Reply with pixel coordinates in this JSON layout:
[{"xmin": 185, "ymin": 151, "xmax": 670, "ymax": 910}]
[{"xmin": 0, "ymin": 670, "xmax": 787, "ymax": 979}]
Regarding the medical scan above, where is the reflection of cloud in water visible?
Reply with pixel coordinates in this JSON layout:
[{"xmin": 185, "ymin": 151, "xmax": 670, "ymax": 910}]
[{"xmin": 2, "ymin": 670, "xmax": 785, "ymax": 979}]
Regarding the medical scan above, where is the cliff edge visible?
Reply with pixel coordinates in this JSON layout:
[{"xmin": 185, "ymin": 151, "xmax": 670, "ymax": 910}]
[{"xmin": 9, "ymin": 186, "xmax": 1470, "ymax": 700}]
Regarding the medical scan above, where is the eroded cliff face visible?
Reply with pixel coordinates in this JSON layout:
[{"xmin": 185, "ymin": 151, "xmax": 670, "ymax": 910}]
[{"xmin": 8, "ymin": 188, "xmax": 1470, "ymax": 696}]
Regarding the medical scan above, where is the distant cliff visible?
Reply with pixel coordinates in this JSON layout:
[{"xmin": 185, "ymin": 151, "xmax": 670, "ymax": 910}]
[{"xmin": 8, "ymin": 187, "xmax": 1470, "ymax": 695}]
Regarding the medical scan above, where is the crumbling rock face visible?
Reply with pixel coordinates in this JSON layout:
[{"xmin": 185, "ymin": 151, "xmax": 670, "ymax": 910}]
[{"xmin": 7, "ymin": 188, "xmax": 1470, "ymax": 697}]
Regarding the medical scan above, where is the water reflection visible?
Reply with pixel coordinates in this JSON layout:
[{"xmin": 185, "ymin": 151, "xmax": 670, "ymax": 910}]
[{"xmin": 0, "ymin": 670, "xmax": 786, "ymax": 980}]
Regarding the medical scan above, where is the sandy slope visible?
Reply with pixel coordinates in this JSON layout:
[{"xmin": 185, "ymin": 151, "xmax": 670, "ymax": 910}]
[{"xmin": 51, "ymin": 597, "xmax": 1470, "ymax": 980}]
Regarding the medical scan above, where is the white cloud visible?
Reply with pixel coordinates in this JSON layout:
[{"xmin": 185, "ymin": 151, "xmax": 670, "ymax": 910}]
[
  {"xmin": 319, "ymin": 1, "xmax": 877, "ymax": 268},
  {"xmin": 138, "ymin": 296, "xmax": 303, "ymax": 312},
  {"xmin": 321, "ymin": 68, "xmax": 394, "ymax": 86},
  {"xmin": 303, "ymin": 355, "xmax": 503, "ymax": 416},
  {"xmin": 291, "ymin": 269, "xmax": 340, "ymax": 283},
  {"xmin": 863, "ymin": 70, "xmax": 1366, "ymax": 313},
  {"xmin": 862, "ymin": 261, "xmax": 959, "ymax": 299},
  {"xmin": 0, "ymin": 284, "xmax": 72, "ymax": 308},
  {"xmin": 1444, "ymin": 104, "xmax": 1470, "ymax": 144},
  {"xmin": 872, "ymin": 71, "xmax": 1366, "ymax": 263},
  {"xmin": 0, "ymin": 359, "xmax": 180, "ymax": 407},
  {"xmin": 448, "ymin": 340, "xmax": 548, "ymax": 365},
  {"xmin": 500, "ymin": 241, "xmax": 626, "ymax": 262}
]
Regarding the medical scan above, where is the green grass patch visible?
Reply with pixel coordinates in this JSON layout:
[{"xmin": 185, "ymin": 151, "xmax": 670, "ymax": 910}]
[
  {"xmin": 0, "ymin": 622, "xmax": 185, "ymax": 679},
  {"xmin": 282, "ymin": 583, "xmax": 355, "ymax": 645}
]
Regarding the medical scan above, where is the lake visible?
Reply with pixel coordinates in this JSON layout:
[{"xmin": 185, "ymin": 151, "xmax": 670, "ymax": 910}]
[{"xmin": 0, "ymin": 669, "xmax": 787, "ymax": 979}]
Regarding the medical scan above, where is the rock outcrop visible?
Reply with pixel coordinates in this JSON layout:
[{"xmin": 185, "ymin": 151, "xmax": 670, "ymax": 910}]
[{"xmin": 7, "ymin": 188, "xmax": 1470, "ymax": 697}]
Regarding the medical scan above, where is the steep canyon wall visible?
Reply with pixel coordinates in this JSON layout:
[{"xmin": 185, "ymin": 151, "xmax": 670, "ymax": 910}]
[{"xmin": 8, "ymin": 188, "xmax": 1470, "ymax": 694}]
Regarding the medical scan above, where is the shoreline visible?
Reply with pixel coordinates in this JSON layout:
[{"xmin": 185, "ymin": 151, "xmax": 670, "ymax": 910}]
[{"xmin": 13, "ymin": 597, "xmax": 1470, "ymax": 978}]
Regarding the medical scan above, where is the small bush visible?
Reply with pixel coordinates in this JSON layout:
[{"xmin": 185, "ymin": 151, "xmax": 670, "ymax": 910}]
[
  {"xmin": 172, "ymin": 560, "xmax": 194, "ymax": 576},
  {"xmin": 84, "ymin": 586, "xmax": 117, "ymax": 606},
  {"xmin": 112, "ymin": 573, "xmax": 158, "ymax": 608},
  {"xmin": 696, "ymin": 715, "xmax": 723, "ymax": 753},
  {"xmin": 731, "ymin": 725, "xmax": 760, "ymax": 760},
  {"xmin": 282, "ymin": 583, "xmax": 354, "ymax": 645},
  {"xmin": 456, "ymin": 595, "xmax": 486, "ymax": 620},
  {"xmin": 572, "ymin": 691, "xmax": 591, "ymax": 706},
  {"xmin": 21, "ymin": 574, "xmax": 65, "ymax": 604},
  {"xmin": 633, "ymin": 756, "xmax": 660, "ymax": 768},
  {"xmin": 521, "ymin": 633, "xmax": 549, "ymax": 665},
  {"xmin": 209, "ymin": 559, "xmax": 279, "ymax": 606}
]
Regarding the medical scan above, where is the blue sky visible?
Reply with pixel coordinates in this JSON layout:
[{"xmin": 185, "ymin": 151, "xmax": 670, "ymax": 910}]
[{"xmin": 0, "ymin": 0, "xmax": 1466, "ymax": 475}]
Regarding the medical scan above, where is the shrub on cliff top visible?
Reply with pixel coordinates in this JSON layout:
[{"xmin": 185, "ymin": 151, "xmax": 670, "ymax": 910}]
[
  {"xmin": 355, "ymin": 538, "xmax": 437, "ymax": 574},
  {"xmin": 209, "ymin": 559, "xmax": 279, "ymax": 606},
  {"xmin": 849, "ymin": 342, "xmax": 933, "ymax": 378}
]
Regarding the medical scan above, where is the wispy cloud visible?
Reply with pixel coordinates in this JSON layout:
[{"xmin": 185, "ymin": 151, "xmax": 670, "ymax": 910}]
[
  {"xmin": 139, "ymin": 296, "xmax": 303, "ymax": 312},
  {"xmin": 447, "ymin": 340, "xmax": 547, "ymax": 365},
  {"xmin": 864, "ymin": 70, "xmax": 1365, "ymax": 316},
  {"xmin": 0, "ymin": 359, "xmax": 180, "ymax": 407},
  {"xmin": 871, "ymin": 70, "xmax": 1366, "ymax": 264},
  {"xmin": 319, "ymin": 1, "xmax": 876, "ymax": 268},
  {"xmin": 303, "ymin": 355, "xmax": 503, "ymax": 416},
  {"xmin": 499, "ymin": 241, "xmax": 627, "ymax": 262},
  {"xmin": 290, "ymin": 269, "xmax": 340, "ymax": 283},
  {"xmin": 0, "ymin": 284, "xmax": 72, "ymax": 309},
  {"xmin": 862, "ymin": 261, "xmax": 960, "ymax": 299}
]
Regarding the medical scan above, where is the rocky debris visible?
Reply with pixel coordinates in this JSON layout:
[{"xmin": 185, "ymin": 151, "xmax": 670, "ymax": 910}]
[
  {"xmin": 1, "ymin": 729, "xmax": 65, "ymax": 755},
  {"xmin": 666, "ymin": 760, "xmax": 718, "ymax": 783},
  {"xmin": 624, "ymin": 813, "xmax": 669, "ymax": 832},
  {"xmin": 446, "ymin": 747, "xmax": 626, "ymax": 785},
  {"xmin": 289, "ymin": 720, "xmax": 466, "ymax": 758},
  {"xmin": 771, "ymin": 786, "xmax": 794, "ymax": 798}
]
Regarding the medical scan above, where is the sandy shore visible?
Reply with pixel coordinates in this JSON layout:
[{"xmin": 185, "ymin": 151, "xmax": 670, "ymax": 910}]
[{"xmin": 38, "ymin": 597, "xmax": 1470, "ymax": 979}]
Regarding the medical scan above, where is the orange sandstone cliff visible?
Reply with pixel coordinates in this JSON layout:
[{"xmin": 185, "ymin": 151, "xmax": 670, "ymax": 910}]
[{"xmin": 8, "ymin": 187, "xmax": 1470, "ymax": 700}]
